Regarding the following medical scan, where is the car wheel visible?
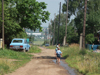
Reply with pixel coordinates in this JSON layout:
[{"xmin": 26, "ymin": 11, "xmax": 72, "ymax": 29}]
[{"xmin": 26, "ymin": 50, "xmax": 29, "ymax": 52}]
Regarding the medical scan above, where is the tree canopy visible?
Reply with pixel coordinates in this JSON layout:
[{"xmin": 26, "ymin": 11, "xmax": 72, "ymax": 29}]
[
  {"xmin": 0, "ymin": 0, "xmax": 50, "ymax": 46},
  {"xmin": 48, "ymin": 0, "xmax": 100, "ymax": 45},
  {"xmin": 61, "ymin": 0, "xmax": 100, "ymax": 44},
  {"xmin": 49, "ymin": 13, "xmax": 78, "ymax": 44}
]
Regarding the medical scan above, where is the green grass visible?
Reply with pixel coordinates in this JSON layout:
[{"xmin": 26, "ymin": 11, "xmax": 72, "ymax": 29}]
[
  {"xmin": 46, "ymin": 44, "xmax": 100, "ymax": 75},
  {"xmin": 33, "ymin": 40, "xmax": 44, "ymax": 45},
  {"xmin": 28, "ymin": 45, "xmax": 41, "ymax": 53},
  {"xmin": 0, "ymin": 48, "xmax": 32, "ymax": 60},
  {"xmin": 61, "ymin": 44, "xmax": 100, "ymax": 75},
  {"xmin": 0, "ymin": 46, "xmax": 41, "ymax": 75},
  {"xmin": 0, "ymin": 48, "xmax": 32, "ymax": 75}
]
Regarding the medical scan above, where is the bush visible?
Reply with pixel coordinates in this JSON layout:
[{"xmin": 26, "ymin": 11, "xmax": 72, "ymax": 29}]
[
  {"xmin": 79, "ymin": 50, "xmax": 87, "ymax": 55},
  {"xmin": 85, "ymin": 33, "xmax": 95, "ymax": 44},
  {"xmin": 97, "ymin": 46, "xmax": 100, "ymax": 49}
]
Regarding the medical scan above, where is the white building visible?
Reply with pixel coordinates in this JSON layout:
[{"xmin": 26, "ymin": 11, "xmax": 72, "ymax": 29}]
[{"xmin": 26, "ymin": 32, "xmax": 41, "ymax": 36}]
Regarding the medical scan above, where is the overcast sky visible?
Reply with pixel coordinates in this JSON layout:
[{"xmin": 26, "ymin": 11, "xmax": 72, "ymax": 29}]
[{"xmin": 36, "ymin": 0, "xmax": 65, "ymax": 28}]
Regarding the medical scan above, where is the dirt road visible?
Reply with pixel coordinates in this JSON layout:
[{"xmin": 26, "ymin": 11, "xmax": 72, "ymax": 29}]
[{"xmin": 6, "ymin": 47, "xmax": 69, "ymax": 75}]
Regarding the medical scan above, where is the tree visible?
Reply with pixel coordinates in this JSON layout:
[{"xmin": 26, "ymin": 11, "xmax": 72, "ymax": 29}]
[
  {"xmin": 62, "ymin": 0, "xmax": 100, "ymax": 44},
  {"xmin": 15, "ymin": 0, "xmax": 50, "ymax": 31},
  {"xmin": 0, "ymin": 0, "xmax": 50, "ymax": 47},
  {"xmin": 85, "ymin": 33, "xmax": 95, "ymax": 44},
  {"xmin": 49, "ymin": 13, "xmax": 78, "ymax": 44},
  {"xmin": 62, "ymin": 0, "xmax": 84, "ymax": 17}
]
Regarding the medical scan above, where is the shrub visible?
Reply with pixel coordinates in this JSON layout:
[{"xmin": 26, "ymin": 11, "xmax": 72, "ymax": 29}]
[
  {"xmin": 97, "ymin": 46, "xmax": 100, "ymax": 49},
  {"xmin": 85, "ymin": 33, "xmax": 95, "ymax": 44},
  {"xmin": 79, "ymin": 50, "xmax": 87, "ymax": 55}
]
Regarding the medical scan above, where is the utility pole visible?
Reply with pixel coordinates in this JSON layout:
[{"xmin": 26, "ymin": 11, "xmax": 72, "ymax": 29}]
[
  {"xmin": 57, "ymin": 2, "xmax": 61, "ymax": 44},
  {"xmin": 50, "ymin": 19, "xmax": 53, "ymax": 45},
  {"xmin": 2, "ymin": 0, "xmax": 4, "ymax": 49},
  {"xmin": 48, "ymin": 24, "xmax": 51, "ymax": 46},
  {"xmin": 44, "ymin": 28, "xmax": 47, "ymax": 44},
  {"xmin": 82, "ymin": 0, "xmax": 87, "ymax": 49},
  {"xmin": 52, "ymin": 13, "xmax": 56, "ymax": 45},
  {"xmin": 63, "ymin": 0, "xmax": 69, "ymax": 46},
  {"xmin": 46, "ymin": 28, "xmax": 47, "ymax": 43}
]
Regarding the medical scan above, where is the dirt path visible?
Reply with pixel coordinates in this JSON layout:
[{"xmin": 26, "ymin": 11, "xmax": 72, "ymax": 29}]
[{"xmin": 6, "ymin": 47, "xmax": 69, "ymax": 75}]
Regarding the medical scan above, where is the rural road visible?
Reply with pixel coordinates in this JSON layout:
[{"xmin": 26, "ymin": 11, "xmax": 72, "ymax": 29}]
[{"xmin": 6, "ymin": 47, "xmax": 70, "ymax": 75}]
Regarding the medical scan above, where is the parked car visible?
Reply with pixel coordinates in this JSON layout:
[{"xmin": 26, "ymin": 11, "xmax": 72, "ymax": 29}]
[
  {"xmin": 45, "ymin": 43, "xmax": 49, "ymax": 46},
  {"xmin": 10, "ymin": 38, "xmax": 30, "ymax": 52}
]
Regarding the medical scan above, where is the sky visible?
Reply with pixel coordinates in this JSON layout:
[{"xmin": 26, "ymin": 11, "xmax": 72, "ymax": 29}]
[{"xmin": 36, "ymin": 0, "xmax": 65, "ymax": 28}]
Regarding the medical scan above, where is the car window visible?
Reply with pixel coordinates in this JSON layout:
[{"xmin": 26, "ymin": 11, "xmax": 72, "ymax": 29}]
[
  {"xmin": 24, "ymin": 40, "xmax": 27, "ymax": 44},
  {"xmin": 13, "ymin": 40, "xmax": 22, "ymax": 43}
]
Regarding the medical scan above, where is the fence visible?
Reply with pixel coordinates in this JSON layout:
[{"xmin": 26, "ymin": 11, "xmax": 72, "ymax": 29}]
[{"xmin": 85, "ymin": 44, "xmax": 100, "ymax": 50}]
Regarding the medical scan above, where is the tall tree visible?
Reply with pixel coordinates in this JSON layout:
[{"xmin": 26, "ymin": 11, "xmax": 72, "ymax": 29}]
[
  {"xmin": 62, "ymin": 0, "xmax": 100, "ymax": 44},
  {"xmin": 15, "ymin": 0, "xmax": 50, "ymax": 31},
  {"xmin": 0, "ymin": 0, "xmax": 50, "ymax": 47},
  {"xmin": 49, "ymin": 13, "xmax": 78, "ymax": 44}
]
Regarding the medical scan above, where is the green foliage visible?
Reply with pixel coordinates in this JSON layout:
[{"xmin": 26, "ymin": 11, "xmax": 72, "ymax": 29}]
[
  {"xmin": 67, "ymin": 24, "xmax": 78, "ymax": 44},
  {"xmin": 34, "ymin": 40, "xmax": 44, "ymax": 45},
  {"xmin": 28, "ymin": 35, "xmax": 34, "ymax": 42},
  {"xmin": 62, "ymin": 0, "xmax": 100, "ymax": 45},
  {"xmin": 0, "ymin": 49, "xmax": 32, "ymax": 60},
  {"xmin": 0, "ymin": 48, "xmax": 32, "ymax": 74},
  {"xmin": 0, "ymin": 46, "xmax": 41, "ymax": 74},
  {"xmin": 0, "ymin": 63, "xmax": 9, "ymax": 74},
  {"xmin": 62, "ymin": 44, "xmax": 100, "ymax": 75},
  {"xmin": 85, "ymin": 33, "xmax": 95, "ymax": 44},
  {"xmin": 48, "ymin": 14, "xmax": 66, "ymax": 44},
  {"xmin": 79, "ymin": 50, "xmax": 87, "ymax": 55},
  {"xmin": 16, "ymin": 0, "xmax": 50, "ymax": 31},
  {"xmin": 62, "ymin": 0, "xmax": 84, "ymax": 16},
  {"xmin": 97, "ymin": 46, "xmax": 100, "ymax": 49},
  {"xmin": 16, "ymin": 31, "xmax": 27, "ymax": 38},
  {"xmin": 43, "ymin": 40, "xmax": 49, "ymax": 45},
  {"xmin": 28, "ymin": 46, "xmax": 41, "ymax": 53},
  {"xmin": 49, "ymin": 13, "xmax": 78, "ymax": 44},
  {"xmin": 0, "ymin": 0, "xmax": 50, "ymax": 47},
  {"xmin": 74, "ymin": 12, "xmax": 84, "ymax": 36}
]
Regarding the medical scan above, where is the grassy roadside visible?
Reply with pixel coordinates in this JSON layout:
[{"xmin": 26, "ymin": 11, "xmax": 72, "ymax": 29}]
[
  {"xmin": 33, "ymin": 40, "xmax": 44, "ymax": 45},
  {"xmin": 0, "ymin": 45, "xmax": 41, "ymax": 75},
  {"xmin": 46, "ymin": 44, "xmax": 100, "ymax": 75},
  {"xmin": 44, "ymin": 46, "xmax": 56, "ymax": 49},
  {"xmin": 28, "ymin": 45, "xmax": 41, "ymax": 53},
  {"xmin": 62, "ymin": 44, "xmax": 100, "ymax": 75}
]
